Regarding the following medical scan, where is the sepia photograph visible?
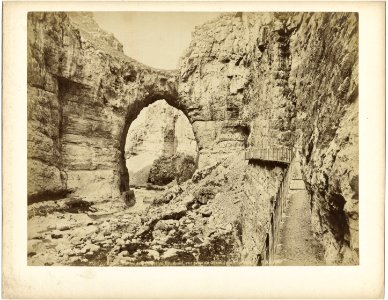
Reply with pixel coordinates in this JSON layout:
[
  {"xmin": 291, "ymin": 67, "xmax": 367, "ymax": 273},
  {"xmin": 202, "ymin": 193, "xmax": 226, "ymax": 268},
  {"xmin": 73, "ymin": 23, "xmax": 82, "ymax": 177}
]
[
  {"xmin": 3, "ymin": 1, "xmax": 385, "ymax": 298},
  {"xmin": 26, "ymin": 11, "xmax": 359, "ymax": 267}
]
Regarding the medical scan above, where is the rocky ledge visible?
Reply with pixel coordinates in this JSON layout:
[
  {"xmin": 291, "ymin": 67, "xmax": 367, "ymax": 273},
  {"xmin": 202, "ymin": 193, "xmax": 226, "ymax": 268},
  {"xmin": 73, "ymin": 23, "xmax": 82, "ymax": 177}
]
[{"xmin": 28, "ymin": 12, "xmax": 358, "ymax": 265}]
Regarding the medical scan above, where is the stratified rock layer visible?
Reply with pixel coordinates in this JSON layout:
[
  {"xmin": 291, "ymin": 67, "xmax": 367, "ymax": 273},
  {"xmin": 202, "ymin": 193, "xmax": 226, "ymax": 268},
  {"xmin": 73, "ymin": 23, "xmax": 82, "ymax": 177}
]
[
  {"xmin": 290, "ymin": 13, "xmax": 358, "ymax": 264},
  {"xmin": 27, "ymin": 12, "xmax": 239, "ymax": 203},
  {"xmin": 27, "ymin": 12, "xmax": 358, "ymax": 265},
  {"xmin": 178, "ymin": 12, "xmax": 358, "ymax": 264},
  {"xmin": 28, "ymin": 12, "xmax": 179, "ymax": 202}
]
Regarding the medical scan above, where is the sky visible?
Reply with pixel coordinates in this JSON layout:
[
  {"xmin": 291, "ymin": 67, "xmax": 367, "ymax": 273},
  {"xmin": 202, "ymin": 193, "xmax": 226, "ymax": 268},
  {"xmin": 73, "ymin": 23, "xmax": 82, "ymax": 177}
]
[{"xmin": 93, "ymin": 12, "xmax": 220, "ymax": 70}]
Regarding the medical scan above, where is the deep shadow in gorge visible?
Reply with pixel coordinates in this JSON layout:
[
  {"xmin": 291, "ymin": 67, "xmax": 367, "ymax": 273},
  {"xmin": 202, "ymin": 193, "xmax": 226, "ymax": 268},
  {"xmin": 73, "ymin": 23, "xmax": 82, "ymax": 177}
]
[{"xmin": 27, "ymin": 12, "xmax": 358, "ymax": 267}]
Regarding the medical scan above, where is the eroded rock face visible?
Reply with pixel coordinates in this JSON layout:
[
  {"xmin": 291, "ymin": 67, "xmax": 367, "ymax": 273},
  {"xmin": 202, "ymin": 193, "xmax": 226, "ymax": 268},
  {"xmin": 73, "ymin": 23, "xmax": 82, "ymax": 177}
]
[
  {"xmin": 28, "ymin": 12, "xmax": 179, "ymax": 202},
  {"xmin": 179, "ymin": 13, "xmax": 299, "ymax": 166},
  {"xmin": 28, "ymin": 12, "xmax": 358, "ymax": 265},
  {"xmin": 289, "ymin": 12, "xmax": 358, "ymax": 263},
  {"xmin": 177, "ymin": 12, "xmax": 301, "ymax": 265},
  {"xmin": 178, "ymin": 12, "xmax": 358, "ymax": 264},
  {"xmin": 28, "ymin": 12, "xmax": 240, "ymax": 203}
]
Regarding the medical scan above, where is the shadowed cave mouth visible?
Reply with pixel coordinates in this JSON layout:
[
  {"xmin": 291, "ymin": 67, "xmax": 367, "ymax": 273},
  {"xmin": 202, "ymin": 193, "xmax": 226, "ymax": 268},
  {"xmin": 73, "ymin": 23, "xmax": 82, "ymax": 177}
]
[{"xmin": 120, "ymin": 100, "xmax": 198, "ymax": 204}]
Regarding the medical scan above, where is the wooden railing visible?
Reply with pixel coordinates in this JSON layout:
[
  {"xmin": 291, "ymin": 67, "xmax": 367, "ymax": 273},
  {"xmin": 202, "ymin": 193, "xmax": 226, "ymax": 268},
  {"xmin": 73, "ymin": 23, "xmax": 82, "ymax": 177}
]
[
  {"xmin": 245, "ymin": 147, "xmax": 294, "ymax": 164},
  {"xmin": 256, "ymin": 158, "xmax": 294, "ymax": 266}
]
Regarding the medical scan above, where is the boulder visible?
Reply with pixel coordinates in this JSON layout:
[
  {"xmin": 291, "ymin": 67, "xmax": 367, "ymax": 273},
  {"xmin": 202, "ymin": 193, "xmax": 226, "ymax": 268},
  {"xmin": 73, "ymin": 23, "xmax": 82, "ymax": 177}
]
[{"xmin": 194, "ymin": 186, "xmax": 216, "ymax": 205}]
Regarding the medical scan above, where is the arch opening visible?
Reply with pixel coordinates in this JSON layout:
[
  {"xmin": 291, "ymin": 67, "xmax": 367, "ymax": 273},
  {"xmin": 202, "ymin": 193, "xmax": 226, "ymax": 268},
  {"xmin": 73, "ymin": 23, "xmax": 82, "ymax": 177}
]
[{"xmin": 119, "ymin": 99, "xmax": 199, "ymax": 202}]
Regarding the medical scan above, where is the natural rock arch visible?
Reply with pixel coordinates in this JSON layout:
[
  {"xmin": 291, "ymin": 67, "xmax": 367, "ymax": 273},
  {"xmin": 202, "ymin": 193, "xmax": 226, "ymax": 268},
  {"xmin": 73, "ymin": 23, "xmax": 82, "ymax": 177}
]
[
  {"xmin": 27, "ymin": 12, "xmax": 251, "ymax": 203},
  {"xmin": 117, "ymin": 92, "xmax": 199, "ymax": 195},
  {"xmin": 27, "ymin": 11, "xmax": 359, "ymax": 266},
  {"xmin": 27, "ymin": 12, "xmax": 202, "ymax": 202}
]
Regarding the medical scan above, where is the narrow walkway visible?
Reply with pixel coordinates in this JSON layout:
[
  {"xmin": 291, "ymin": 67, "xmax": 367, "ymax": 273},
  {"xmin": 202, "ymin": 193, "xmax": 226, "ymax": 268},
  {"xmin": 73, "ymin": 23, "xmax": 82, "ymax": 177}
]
[
  {"xmin": 274, "ymin": 188, "xmax": 325, "ymax": 266},
  {"xmin": 245, "ymin": 147, "xmax": 294, "ymax": 164}
]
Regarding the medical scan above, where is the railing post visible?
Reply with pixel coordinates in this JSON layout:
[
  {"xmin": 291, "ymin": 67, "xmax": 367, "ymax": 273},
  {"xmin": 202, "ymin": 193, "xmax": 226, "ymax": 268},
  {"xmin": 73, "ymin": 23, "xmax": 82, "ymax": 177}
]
[{"xmin": 256, "ymin": 150, "xmax": 296, "ymax": 265}]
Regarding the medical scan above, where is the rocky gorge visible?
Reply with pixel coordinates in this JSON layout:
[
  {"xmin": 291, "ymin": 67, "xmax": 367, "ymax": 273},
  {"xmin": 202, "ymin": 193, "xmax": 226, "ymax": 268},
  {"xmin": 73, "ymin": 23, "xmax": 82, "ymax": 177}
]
[{"xmin": 27, "ymin": 12, "xmax": 358, "ymax": 266}]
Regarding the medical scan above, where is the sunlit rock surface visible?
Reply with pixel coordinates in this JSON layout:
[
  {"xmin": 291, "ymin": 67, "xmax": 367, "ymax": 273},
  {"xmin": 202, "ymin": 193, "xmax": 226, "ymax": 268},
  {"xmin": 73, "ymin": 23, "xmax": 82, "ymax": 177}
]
[{"xmin": 27, "ymin": 12, "xmax": 358, "ymax": 265}]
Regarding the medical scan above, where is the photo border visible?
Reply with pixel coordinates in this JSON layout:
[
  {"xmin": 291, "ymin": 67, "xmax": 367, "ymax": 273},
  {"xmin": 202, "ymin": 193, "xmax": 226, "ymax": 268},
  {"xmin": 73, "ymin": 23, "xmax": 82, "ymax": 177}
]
[{"xmin": 3, "ymin": 1, "xmax": 385, "ymax": 298}]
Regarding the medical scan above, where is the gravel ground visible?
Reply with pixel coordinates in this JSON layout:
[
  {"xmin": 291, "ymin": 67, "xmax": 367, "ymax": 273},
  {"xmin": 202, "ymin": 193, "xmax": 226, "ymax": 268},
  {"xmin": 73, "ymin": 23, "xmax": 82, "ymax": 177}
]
[{"xmin": 27, "ymin": 156, "xmax": 245, "ymax": 266}]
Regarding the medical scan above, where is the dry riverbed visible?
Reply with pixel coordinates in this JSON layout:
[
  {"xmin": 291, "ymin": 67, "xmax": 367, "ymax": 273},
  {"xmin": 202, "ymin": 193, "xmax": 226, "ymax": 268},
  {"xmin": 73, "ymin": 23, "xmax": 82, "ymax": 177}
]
[{"xmin": 28, "ymin": 156, "xmax": 246, "ymax": 266}]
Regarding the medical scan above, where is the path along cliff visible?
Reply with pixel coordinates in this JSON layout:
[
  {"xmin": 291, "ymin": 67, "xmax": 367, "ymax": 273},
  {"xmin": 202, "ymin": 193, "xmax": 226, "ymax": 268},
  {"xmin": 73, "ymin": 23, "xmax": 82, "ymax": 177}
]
[
  {"xmin": 27, "ymin": 12, "xmax": 358, "ymax": 265},
  {"xmin": 274, "ymin": 157, "xmax": 325, "ymax": 265}
]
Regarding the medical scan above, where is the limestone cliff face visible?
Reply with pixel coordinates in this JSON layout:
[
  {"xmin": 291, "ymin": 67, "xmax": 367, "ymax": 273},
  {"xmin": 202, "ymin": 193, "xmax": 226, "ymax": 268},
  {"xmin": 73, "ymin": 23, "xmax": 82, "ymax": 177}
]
[
  {"xmin": 177, "ymin": 12, "xmax": 296, "ymax": 264},
  {"xmin": 179, "ymin": 13, "xmax": 299, "ymax": 165},
  {"xmin": 178, "ymin": 12, "xmax": 358, "ymax": 264},
  {"xmin": 28, "ymin": 12, "xmax": 179, "ymax": 202},
  {"xmin": 289, "ymin": 13, "xmax": 358, "ymax": 264},
  {"xmin": 27, "ymin": 12, "xmax": 358, "ymax": 265}
]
